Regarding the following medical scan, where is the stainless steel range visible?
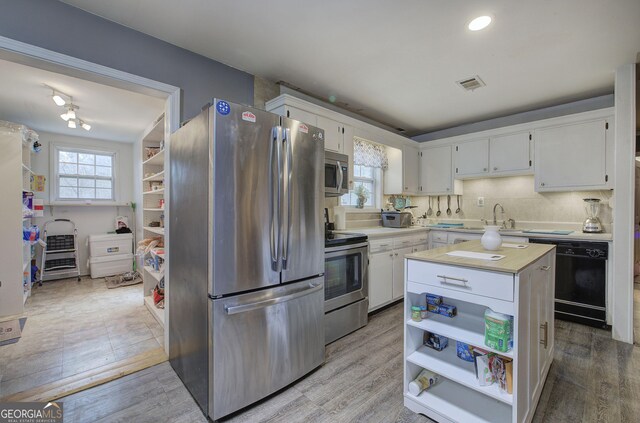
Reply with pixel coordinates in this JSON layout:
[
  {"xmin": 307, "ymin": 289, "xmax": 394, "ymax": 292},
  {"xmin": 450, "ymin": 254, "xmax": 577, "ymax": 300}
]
[{"xmin": 324, "ymin": 232, "xmax": 369, "ymax": 344}]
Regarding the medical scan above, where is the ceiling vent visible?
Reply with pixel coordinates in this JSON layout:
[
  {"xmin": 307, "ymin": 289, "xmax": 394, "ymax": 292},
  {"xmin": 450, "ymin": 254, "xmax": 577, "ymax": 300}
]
[{"xmin": 456, "ymin": 76, "xmax": 485, "ymax": 92}]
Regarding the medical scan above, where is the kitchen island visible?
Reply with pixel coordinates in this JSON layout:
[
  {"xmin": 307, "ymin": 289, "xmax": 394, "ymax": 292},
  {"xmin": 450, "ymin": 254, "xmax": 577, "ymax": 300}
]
[{"xmin": 403, "ymin": 240, "xmax": 556, "ymax": 423}]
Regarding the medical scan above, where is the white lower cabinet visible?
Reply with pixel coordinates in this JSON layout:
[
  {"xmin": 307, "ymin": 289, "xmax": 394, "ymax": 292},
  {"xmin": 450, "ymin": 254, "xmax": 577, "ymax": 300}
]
[
  {"xmin": 403, "ymin": 248, "xmax": 555, "ymax": 423},
  {"xmin": 368, "ymin": 232, "xmax": 428, "ymax": 311}
]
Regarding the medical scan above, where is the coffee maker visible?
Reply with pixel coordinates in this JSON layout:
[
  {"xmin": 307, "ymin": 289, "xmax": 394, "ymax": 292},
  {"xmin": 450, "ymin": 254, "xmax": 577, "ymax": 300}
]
[{"xmin": 582, "ymin": 198, "xmax": 603, "ymax": 233}]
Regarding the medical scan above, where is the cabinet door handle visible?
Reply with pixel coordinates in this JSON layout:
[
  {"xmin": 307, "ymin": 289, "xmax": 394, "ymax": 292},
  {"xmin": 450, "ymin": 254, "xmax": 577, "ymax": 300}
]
[
  {"xmin": 540, "ymin": 182, "xmax": 546, "ymax": 187},
  {"xmin": 493, "ymin": 167, "xmax": 498, "ymax": 171},
  {"xmin": 483, "ymin": 168, "xmax": 487, "ymax": 171},
  {"xmin": 540, "ymin": 265, "xmax": 551, "ymax": 271},
  {"xmin": 437, "ymin": 275, "xmax": 469, "ymax": 287},
  {"xmin": 389, "ymin": 254, "xmax": 393, "ymax": 257},
  {"xmin": 395, "ymin": 253, "xmax": 399, "ymax": 256},
  {"xmin": 540, "ymin": 322, "xmax": 548, "ymax": 349}
]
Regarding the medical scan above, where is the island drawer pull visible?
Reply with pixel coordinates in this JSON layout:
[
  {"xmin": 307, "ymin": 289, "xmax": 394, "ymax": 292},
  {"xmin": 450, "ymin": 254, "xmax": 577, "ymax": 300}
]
[{"xmin": 437, "ymin": 275, "xmax": 469, "ymax": 287}]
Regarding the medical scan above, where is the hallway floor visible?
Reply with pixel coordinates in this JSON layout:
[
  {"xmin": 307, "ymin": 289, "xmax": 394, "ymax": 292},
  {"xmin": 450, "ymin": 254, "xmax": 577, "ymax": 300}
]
[{"xmin": 0, "ymin": 276, "xmax": 164, "ymax": 399}]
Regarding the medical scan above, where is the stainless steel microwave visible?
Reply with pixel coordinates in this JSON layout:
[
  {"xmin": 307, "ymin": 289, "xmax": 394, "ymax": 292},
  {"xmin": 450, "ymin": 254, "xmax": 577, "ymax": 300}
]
[{"xmin": 325, "ymin": 151, "xmax": 349, "ymax": 197}]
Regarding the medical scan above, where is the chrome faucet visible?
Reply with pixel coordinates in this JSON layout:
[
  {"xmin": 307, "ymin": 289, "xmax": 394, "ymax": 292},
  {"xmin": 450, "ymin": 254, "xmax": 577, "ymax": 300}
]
[{"xmin": 493, "ymin": 203, "xmax": 504, "ymax": 226}]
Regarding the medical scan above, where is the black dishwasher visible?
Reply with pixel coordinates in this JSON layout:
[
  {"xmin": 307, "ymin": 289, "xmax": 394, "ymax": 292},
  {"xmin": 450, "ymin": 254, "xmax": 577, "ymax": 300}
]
[{"xmin": 529, "ymin": 238, "xmax": 609, "ymax": 328}]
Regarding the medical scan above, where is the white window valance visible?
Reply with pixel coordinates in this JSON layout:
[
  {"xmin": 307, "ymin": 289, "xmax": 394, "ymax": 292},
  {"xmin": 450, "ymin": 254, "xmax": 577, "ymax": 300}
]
[{"xmin": 353, "ymin": 137, "xmax": 388, "ymax": 170}]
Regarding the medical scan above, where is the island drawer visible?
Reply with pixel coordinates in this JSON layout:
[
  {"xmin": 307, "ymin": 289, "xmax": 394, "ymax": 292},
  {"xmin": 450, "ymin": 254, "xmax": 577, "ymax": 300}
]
[
  {"xmin": 369, "ymin": 238, "xmax": 394, "ymax": 253},
  {"xmin": 406, "ymin": 261, "xmax": 514, "ymax": 302}
]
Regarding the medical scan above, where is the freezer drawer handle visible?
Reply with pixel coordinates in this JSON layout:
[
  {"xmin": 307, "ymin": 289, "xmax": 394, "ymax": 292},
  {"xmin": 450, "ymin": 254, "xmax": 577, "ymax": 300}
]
[
  {"xmin": 437, "ymin": 274, "xmax": 469, "ymax": 288},
  {"xmin": 224, "ymin": 283, "xmax": 322, "ymax": 315}
]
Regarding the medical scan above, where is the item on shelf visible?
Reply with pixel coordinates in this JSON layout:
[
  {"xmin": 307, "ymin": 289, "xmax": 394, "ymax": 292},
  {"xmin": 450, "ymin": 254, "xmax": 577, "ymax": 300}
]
[
  {"xmin": 160, "ymin": 213, "xmax": 165, "ymax": 228},
  {"xmin": 411, "ymin": 306, "xmax": 422, "ymax": 322},
  {"xmin": 22, "ymin": 191, "xmax": 34, "ymax": 217},
  {"xmin": 419, "ymin": 305, "xmax": 428, "ymax": 319},
  {"xmin": 149, "ymin": 221, "xmax": 161, "ymax": 227},
  {"xmin": 423, "ymin": 331, "xmax": 448, "ymax": 351},
  {"xmin": 427, "ymin": 303, "xmax": 457, "ymax": 318},
  {"xmin": 475, "ymin": 353, "xmax": 495, "ymax": 386},
  {"xmin": 145, "ymin": 147, "xmax": 160, "ymax": 159},
  {"xmin": 425, "ymin": 293, "xmax": 443, "ymax": 306},
  {"xmin": 32, "ymin": 199, "xmax": 44, "ymax": 217},
  {"xmin": 159, "ymin": 139, "xmax": 165, "ymax": 151},
  {"xmin": 484, "ymin": 309, "xmax": 513, "ymax": 352},
  {"xmin": 31, "ymin": 174, "xmax": 46, "ymax": 192},
  {"xmin": 472, "ymin": 347, "xmax": 490, "ymax": 377},
  {"xmin": 149, "ymin": 181, "xmax": 164, "ymax": 191},
  {"xmin": 153, "ymin": 282, "xmax": 165, "ymax": 308},
  {"xmin": 491, "ymin": 355, "xmax": 513, "ymax": 394},
  {"xmin": 408, "ymin": 369, "xmax": 439, "ymax": 396},
  {"xmin": 158, "ymin": 198, "xmax": 165, "ymax": 209},
  {"xmin": 456, "ymin": 341, "xmax": 474, "ymax": 362},
  {"xmin": 22, "ymin": 225, "xmax": 39, "ymax": 243}
]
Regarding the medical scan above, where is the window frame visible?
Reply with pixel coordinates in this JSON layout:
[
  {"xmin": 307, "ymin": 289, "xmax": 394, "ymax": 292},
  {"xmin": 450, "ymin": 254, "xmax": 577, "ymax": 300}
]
[
  {"xmin": 341, "ymin": 165, "xmax": 383, "ymax": 209},
  {"xmin": 51, "ymin": 144, "xmax": 118, "ymax": 203}
]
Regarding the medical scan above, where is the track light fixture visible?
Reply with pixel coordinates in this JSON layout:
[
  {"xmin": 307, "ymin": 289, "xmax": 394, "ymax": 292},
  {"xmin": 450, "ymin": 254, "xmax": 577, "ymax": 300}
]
[{"xmin": 46, "ymin": 84, "xmax": 92, "ymax": 131}]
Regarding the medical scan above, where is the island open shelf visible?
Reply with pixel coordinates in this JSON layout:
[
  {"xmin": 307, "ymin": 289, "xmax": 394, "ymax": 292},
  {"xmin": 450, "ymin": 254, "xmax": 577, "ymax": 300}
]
[{"xmin": 403, "ymin": 240, "xmax": 555, "ymax": 423}]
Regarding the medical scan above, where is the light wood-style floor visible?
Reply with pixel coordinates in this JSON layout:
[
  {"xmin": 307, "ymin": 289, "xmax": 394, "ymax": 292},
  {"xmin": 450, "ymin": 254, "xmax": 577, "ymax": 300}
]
[
  {"xmin": 57, "ymin": 302, "xmax": 640, "ymax": 423},
  {"xmin": 0, "ymin": 276, "xmax": 164, "ymax": 399}
]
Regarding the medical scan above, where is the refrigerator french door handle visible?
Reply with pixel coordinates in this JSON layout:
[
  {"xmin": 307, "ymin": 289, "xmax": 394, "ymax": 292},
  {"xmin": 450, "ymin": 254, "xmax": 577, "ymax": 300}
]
[
  {"xmin": 269, "ymin": 126, "xmax": 283, "ymax": 272},
  {"xmin": 224, "ymin": 282, "xmax": 322, "ymax": 315},
  {"xmin": 282, "ymin": 128, "xmax": 293, "ymax": 270},
  {"xmin": 336, "ymin": 160, "xmax": 344, "ymax": 191}
]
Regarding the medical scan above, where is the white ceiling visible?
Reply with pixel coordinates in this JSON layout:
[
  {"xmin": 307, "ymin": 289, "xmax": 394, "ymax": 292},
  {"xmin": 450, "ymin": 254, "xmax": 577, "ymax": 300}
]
[
  {"xmin": 0, "ymin": 58, "xmax": 165, "ymax": 142},
  {"xmin": 60, "ymin": 0, "xmax": 640, "ymax": 135}
]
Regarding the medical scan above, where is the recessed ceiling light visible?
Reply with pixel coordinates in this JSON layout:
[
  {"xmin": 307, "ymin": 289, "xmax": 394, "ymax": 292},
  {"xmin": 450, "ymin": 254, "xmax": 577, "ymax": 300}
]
[{"xmin": 468, "ymin": 15, "xmax": 492, "ymax": 31}]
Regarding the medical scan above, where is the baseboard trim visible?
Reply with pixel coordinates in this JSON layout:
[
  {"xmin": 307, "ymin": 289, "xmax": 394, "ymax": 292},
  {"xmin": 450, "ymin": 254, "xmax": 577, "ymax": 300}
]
[{"xmin": 1, "ymin": 347, "xmax": 167, "ymax": 402}]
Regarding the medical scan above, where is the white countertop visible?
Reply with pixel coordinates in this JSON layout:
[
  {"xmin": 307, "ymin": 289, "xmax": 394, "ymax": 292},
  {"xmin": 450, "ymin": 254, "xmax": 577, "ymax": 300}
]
[{"xmin": 336, "ymin": 226, "xmax": 612, "ymax": 242}]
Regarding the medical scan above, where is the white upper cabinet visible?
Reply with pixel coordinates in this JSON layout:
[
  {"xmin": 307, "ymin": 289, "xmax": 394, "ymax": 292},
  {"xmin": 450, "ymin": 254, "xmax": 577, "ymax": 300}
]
[
  {"xmin": 284, "ymin": 105, "xmax": 317, "ymax": 127},
  {"xmin": 454, "ymin": 138, "xmax": 489, "ymax": 178},
  {"xmin": 316, "ymin": 115, "xmax": 344, "ymax": 153},
  {"xmin": 403, "ymin": 145, "xmax": 420, "ymax": 194},
  {"xmin": 419, "ymin": 145, "xmax": 462, "ymax": 195},
  {"xmin": 489, "ymin": 131, "xmax": 532, "ymax": 175},
  {"xmin": 534, "ymin": 118, "xmax": 611, "ymax": 191}
]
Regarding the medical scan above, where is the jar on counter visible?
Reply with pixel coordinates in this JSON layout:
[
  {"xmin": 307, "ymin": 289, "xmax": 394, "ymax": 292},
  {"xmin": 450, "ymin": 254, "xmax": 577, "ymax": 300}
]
[{"xmin": 411, "ymin": 306, "xmax": 422, "ymax": 322}]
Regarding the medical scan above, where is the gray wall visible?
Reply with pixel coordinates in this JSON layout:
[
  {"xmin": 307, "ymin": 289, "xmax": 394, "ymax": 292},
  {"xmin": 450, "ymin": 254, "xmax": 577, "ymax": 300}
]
[
  {"xmin": 0, "ymin": 0, "xmax": 254, "ymax": 122},
  {"xmin": 413, "ymin": 94, "xmax": 614, "ymax": 142}
]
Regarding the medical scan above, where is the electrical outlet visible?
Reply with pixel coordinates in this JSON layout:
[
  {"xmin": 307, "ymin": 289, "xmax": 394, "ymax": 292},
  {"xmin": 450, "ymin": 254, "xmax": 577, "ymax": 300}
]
[{"xmin": 477, "ymin": 197, "xmax": 485, "ymax": 207}]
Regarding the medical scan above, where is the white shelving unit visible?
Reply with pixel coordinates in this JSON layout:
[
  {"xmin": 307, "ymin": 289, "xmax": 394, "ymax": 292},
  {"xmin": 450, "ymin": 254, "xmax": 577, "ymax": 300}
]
[
  {"xmin": 140, "ymin": 114, "xmax": 167, "ymax": 327},
  {"xmin": 403, "ymin": 247, "xmax": 555, "ymax": 423},
  {"xmin": 0, "ymin": 121, "xmax": 37, "ymax": 318}
]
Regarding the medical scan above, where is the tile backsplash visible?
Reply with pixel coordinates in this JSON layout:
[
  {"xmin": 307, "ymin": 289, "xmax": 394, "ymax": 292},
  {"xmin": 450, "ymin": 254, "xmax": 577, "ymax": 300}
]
[
  {"xmin": 410, "ymin": 175, "xmax": 613, "ymax": 231},
  {"xmin": 328, "ymin": 175, "xmax": 614, "ymax": 232}
]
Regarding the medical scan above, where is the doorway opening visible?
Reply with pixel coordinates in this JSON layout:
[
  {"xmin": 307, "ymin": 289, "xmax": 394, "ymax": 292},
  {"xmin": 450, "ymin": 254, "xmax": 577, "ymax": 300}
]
[{"xmin": 0, "ymin": 38, "xmax": 178, "ymax": 402}]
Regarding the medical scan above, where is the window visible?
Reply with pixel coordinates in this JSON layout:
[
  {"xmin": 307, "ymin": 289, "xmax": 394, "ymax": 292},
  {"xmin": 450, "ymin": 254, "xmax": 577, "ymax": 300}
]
[
  {"xmin": 341, "ymin": 165, "xmax": 381, "ymax": 207},
  {"xmin": 55, "ymin": 147, "xmax": 115, "ymax": 201}
]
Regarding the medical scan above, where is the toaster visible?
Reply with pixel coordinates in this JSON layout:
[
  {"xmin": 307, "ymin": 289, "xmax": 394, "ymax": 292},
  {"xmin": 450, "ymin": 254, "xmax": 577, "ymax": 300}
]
[{"xmin": 381, "ymin": 211, "xmax": 412, "ymax": 228}]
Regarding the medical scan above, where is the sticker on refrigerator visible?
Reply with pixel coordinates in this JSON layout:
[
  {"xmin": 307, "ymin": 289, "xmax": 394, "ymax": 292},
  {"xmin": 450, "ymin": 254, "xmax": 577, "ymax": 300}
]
[
  {"xmin": 299, "ymin": 123, "xmax": 309, "ymax": 134},
  {"xmin": 216, "ymin": 101, "xmax": 230, "ymax": 116},
  {"xmin": 241, "ymin": 111, "xmax": 256, "ymax": 123}
]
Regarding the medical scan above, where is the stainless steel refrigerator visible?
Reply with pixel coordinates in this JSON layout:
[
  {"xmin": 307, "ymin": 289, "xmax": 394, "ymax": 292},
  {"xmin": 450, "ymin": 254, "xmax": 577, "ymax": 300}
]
[{"xmin": 169, "ymin": 100, "xmax": 325, "ymax": 420}]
